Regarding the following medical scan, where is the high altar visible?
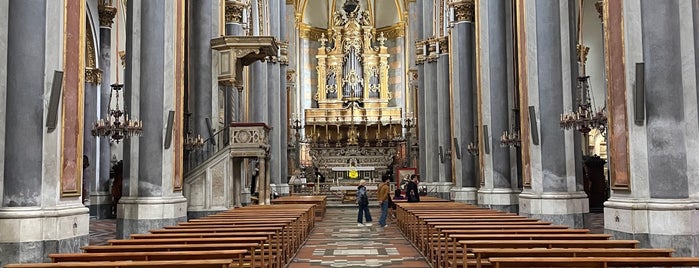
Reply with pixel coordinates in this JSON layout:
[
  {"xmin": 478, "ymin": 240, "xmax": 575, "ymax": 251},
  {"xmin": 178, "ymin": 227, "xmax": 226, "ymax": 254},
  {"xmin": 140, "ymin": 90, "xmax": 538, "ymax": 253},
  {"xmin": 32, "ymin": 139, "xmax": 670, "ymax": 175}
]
[{"xmin": 301, "ymin": 0, "xmax": 404, "ymax": 179}]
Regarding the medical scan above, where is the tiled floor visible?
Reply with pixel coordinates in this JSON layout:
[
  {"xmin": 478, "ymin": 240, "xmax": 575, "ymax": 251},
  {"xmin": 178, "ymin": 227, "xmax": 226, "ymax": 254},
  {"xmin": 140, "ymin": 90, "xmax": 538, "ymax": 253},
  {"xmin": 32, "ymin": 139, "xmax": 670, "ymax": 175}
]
[
  {"xmin": 88, "ymin": 209, "xmax": 606, "ymax": 267},
  {"xmin": 287, "ymin": 207, "xmax": 430, "ymax": 268}
]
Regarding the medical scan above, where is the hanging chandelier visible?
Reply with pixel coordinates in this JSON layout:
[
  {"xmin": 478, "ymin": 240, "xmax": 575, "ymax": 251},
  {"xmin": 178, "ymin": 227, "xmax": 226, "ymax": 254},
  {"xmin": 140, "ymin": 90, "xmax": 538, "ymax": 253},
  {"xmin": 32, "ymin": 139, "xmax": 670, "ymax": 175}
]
[
  {"xmin": 560, "ymin": 76, "xmax": 607, "ymax": 134},
  {"xmin": 91, "ymin": 83, "xmax": 143, "ymax": 142},
  {"xmin": 183, "ymin": 133, "xmax": 205, "ymax": 151}
]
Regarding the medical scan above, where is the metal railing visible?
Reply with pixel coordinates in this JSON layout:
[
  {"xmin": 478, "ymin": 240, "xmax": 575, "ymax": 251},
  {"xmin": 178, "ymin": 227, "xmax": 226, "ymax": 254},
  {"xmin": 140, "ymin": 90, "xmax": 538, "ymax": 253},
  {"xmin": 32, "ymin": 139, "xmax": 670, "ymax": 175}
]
[{"xmin": 184, "ymin": 128, "xmax": 230, "ymax": 174}]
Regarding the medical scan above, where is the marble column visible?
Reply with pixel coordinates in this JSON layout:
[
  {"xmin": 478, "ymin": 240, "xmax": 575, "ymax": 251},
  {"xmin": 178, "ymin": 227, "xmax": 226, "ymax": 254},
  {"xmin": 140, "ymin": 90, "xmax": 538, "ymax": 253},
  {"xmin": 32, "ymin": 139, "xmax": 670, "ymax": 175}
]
[
  {"xmin": 420, "ymin": 0, "xmax": 439, "ymax": 187},
  {"xmin": 1, "ymin": 0, "xmax": 89, "ymax": 264},
  {"xmin": 267, "ymin": 0, "xmax": 284, "ymax": 190},
  {"xmin": 474, "ymin": 0, "xmax": 518, "ymax": 212},
  {"xmin": 278, "ymin": 1, "xmax": 289, "ymax": 195},
  {"xmin": 603, "ymin": 0, "xmax": 699, "ymax": 256},
  {"xmin": 91, "ymin": 3, "xmax": 118, "ymax": 219},
  {"xmin": 119, "ymin": 0, "xmax": 187, "ymax": 239},
  {"xmin": 189, "ymin": 0, "xmax": 215, "ymax": 138},
  {"xmin": 449, "ymin": 0, "xmax": 478, "ymax": 204},
  {"xmin": 225, "ymin": 0, "xmax": 246, "ymax": 122},
  {"xmin": 516, "ymin": 0, "xmax": 587, "ymax": 228}
]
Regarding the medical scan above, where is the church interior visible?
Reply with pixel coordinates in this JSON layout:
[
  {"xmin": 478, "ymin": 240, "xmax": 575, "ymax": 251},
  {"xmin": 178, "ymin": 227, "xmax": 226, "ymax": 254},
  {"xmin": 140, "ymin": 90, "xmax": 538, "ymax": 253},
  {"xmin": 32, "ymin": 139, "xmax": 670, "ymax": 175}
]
[{"xmin": 1, "ymin": 0, "xmax": 698, "ymax": 266}]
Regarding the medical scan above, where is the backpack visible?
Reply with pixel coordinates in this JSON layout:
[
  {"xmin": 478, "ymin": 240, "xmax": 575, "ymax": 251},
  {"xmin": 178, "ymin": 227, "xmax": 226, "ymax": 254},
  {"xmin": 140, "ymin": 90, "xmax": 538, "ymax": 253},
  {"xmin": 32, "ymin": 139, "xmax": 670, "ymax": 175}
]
[{"xmin": 357, "ymin": 188, "xmax": 369, "ymax": 206}]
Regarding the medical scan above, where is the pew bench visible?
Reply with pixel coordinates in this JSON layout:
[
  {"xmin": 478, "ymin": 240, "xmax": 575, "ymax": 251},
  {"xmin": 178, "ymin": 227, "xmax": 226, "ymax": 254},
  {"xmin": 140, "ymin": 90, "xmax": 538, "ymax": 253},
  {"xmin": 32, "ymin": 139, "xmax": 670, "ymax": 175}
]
[
  {"xmin": 5, "ymin": 259, "xmax": 235, "ymax": 268},
  {"xmin": 488, "ymin": 257, "xmax": 699, "ymax": 267},
  {"xmin": 48, "ymin": 250, "xmax": 247, "ymax": 267},
  {"xmin": 464, "ymin": 248, "xmax": 675, "ymax": 268}
]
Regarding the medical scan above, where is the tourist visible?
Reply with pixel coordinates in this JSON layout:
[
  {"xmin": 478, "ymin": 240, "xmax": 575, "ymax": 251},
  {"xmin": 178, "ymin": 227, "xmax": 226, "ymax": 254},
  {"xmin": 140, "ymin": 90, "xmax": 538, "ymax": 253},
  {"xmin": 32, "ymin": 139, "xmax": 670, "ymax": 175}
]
[
  {"xmin": 377, "ymin": 176, "xmax": 391, "ymax": 228},
  {"xmin": 356, "ymin": 179, "xmax": 372, "ymax": 226},
  {"xmin": 406, "ymin": 174, "xmax": 420, "ymax": 202}
]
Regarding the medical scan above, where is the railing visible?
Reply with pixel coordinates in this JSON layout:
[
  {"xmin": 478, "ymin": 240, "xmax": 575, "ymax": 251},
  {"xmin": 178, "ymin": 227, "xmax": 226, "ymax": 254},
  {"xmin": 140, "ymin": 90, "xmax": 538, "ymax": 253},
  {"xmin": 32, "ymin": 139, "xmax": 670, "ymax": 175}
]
[{"xmin": 184, "ymin": 128, "xmax": 230, "ymax": 174}]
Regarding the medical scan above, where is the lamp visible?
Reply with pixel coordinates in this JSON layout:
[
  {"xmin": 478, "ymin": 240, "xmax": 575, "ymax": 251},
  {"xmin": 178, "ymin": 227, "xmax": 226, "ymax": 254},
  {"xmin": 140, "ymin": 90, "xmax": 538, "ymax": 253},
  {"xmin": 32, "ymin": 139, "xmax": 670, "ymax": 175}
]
[
  {"xmin": 402, "ymin": 112, "xmax": 416, "ymax": 167},
  {"xmin": 91, "ymin": 3, "xmax": 142, "ymax": 142},
  {"xmin": 560, "ymin": 76, "xmax": 607, "ymax": 134},
  {"xmin": 183, "ymin": 133, "xmax": 205, "ymax": 151},
  {"xmin": 91, "ymin": 83, "xmax": 143, "ymax": 142}
]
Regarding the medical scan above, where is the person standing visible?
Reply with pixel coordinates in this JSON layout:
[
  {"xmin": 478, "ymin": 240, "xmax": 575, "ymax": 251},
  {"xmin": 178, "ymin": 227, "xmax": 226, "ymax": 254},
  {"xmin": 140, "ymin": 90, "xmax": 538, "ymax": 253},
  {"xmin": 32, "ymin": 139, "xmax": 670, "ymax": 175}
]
[
  {"xmin": 356, "ymin": 180, "xmax": 373, "ymax": 226},
  {"xmin": 377, "ymin": 176, "xmax": 391, "ymax": 228},
  {"xmin": 406, "ymin": 174, "xmax": 420, "ymax": 202}
]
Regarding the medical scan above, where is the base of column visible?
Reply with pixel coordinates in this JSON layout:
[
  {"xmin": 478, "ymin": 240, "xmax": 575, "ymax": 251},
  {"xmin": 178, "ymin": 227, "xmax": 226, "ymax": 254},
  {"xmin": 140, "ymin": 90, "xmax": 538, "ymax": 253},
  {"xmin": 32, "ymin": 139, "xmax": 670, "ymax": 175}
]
[
  {"xmin": 477, "ymin": 188, "xmax": 521, "ymax": 213},
  {"xmin": 421, "ymin": 182, "xmax": 453, "ymax": 200},
  {"xmin": 518, "ymin": 191, "xmax": 589, "ymax": 228},
  {"xmin": 241, "ymin": 188, "xmax": 252, "ymax": 206},
  {"xmin": 450, "ymin": 187, "xmax": 478, "ymax": 204},
  {"xmin": 116, "ymin": 196, "xmax": 188, "ymax": 239},
  {"xmin": 270, "ymin": 183, "xmax": 290, "ymax": 197},
  {"xmin": 0, "ymin": 205, "xmax": 89, "ymax": 264},
  {"xmin": 604, "ymin": 198, "xmax": 699, "ymax": 256},
  {"xmin": 89, "ymin": 191, "xmax": 114, "ymax": 219}
]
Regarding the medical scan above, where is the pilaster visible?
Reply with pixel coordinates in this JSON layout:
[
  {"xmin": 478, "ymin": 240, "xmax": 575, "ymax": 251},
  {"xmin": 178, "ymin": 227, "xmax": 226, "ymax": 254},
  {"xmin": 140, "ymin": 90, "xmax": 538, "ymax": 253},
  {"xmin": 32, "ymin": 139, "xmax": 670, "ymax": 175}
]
[
  {"xmin": 603, "ymin": 0, "xmax": 699, "ymax": 256},
  {"xmin": 516, "ymin": 0, "xmax": 587, "ymax": 227}
]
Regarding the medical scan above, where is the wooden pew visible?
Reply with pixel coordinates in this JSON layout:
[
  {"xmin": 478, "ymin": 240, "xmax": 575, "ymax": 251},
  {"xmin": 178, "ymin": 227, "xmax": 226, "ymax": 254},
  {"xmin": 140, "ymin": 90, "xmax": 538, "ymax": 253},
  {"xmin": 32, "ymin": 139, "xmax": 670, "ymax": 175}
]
[
  {"xmin": 48, "ymin": 250, "xmax": 247, "ymax": 267},
  {"xmin": 82, "ymin": 243, "xmax": 261, "ymax": 267},
  {"xmin": 458, "ymin": 240, "xmax": 640, "ymax": 268},
  {"xmin": 270, "ymin": 196, "xmax": 327, "ymax": 221},
  {"xmin": 488, "ymin": 257, "xmax": 699, "ymax": 267},
  {"xmin": 5, "ymin": 259, "xmax": 235, "ymax": 268},
  {"xmin": 469, "ymin": 248, "xmax": 674, "ymax": 268}
]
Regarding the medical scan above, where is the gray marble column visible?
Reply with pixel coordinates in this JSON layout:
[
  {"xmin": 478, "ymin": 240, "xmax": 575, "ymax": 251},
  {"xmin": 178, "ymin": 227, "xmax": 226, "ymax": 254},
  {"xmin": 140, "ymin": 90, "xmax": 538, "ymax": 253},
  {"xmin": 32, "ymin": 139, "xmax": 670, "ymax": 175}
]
[
  {"xmin": 474, "ymin": 0, "xmax": 518, "ymax": 212},
  {"xmin": 420, "ymin": 0, "xmax": 439, "ymax": 185},
  {"xmin": 189, "ymin": 0, "xmax": 214, "ymax": 137},
  {"xmin": 278, "ymin": 0, "xmax": 289, "ymax": 193},
  {"xmin": 449, "ymin": 1, "xmax": 477, "ymax": 204},
  {"xmin": 267, "ymin": 0, "xmax": 283, "ymax": 187},
  {"xmin": 119, "ymin": 0, "xmax": 187, "ymax": 239},
  {"xmin": 225, "ymin": 0, "xmax": 246, "ymax": 123},
  {"xmin": 3, "ymin": 0, "xmax": 45, "ymax": 209},
  {"xmin": 1, "ymin": 0, "xmax": 90, "ymax": 264},
  {"xmin": 434, "ymin": 48, "xmax": 453, "ymax": 198},
  {"xmin": 83, "ymin": 81, "xmax": 98, "ymax": 204},
  {"xmin": 517, "ymin": 0, "xmax": 587, "ymax": 228},
  {"xmin": 604, "ymin": 0, "xmax": 699, "ymax": 256},
  {"xmin": 93, "ymin": 4, "xmax": 117, "ymax": 219}
]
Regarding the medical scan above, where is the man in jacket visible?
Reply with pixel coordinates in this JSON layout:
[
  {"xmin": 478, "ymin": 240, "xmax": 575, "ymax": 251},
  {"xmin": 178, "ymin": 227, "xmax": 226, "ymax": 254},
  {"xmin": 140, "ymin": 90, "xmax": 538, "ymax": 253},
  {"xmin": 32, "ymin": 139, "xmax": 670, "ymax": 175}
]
[{"xmin": 377, "ymin": 176, "xmax": 391, "ymax": 228}]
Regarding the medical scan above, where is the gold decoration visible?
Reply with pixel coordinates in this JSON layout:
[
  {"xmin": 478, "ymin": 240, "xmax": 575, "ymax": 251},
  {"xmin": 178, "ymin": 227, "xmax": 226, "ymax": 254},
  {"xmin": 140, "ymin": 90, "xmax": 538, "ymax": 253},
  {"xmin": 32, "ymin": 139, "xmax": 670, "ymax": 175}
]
[
  {"xmin": 86, "ymin": 22, "xmax": 97, "ymax": 68},
  {"xmin": 595, "ymin": 1, "xmax": 604, "ymax": 22},
  {"xmin": 278, "ymin": 41, "xmax": 289, "ymax": 65},
  {"xmin": 450, "ymin": 0, "xmax": 475, "ymax": 22},
  {"xmin": 577, "ymin": 43, "xmax": 590, "ymax": 63},
  {"xmin": 376, "ymin": 22, "xmax": 405, "ymax": 39},
  {"xmin": 85, "ymin": 68, "xmax": 103, "ymax": 84},
  {"xmin": 118, "ymin": 50, "xmax": 126, "ymax": 68},
  {"xmin": 437, "ymin": 36, "xmax": 449, "ymax": 54},
  {"xmin": 98, "ymin": 3, "xmax": 117, "ymax": 27},
  {"xmin": 415, "ymin": 40, "xmax": 426, "ymax": 65},
  {"xmin": 225, "ymin": 1, "xmax": 247, "ymax": 24},
  {"xmin": 298, "ymin": 23, "xmax": 327, "ymax": 41},
  {"xmin": 426, "ymin": 38, "xmax": 439, "ymax": 62}
]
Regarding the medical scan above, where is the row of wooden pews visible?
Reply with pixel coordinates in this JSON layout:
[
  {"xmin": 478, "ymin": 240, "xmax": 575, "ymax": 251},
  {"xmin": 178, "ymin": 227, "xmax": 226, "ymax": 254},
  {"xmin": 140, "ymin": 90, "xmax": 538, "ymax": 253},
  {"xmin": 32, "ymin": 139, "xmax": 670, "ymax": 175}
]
[
  {"xmin": 396, "ymin": 201, "xmax": 699, "ymax": 268},
  {"xmin": 6, "ymin": 204, "xmax": 317, "ymax": 268}
]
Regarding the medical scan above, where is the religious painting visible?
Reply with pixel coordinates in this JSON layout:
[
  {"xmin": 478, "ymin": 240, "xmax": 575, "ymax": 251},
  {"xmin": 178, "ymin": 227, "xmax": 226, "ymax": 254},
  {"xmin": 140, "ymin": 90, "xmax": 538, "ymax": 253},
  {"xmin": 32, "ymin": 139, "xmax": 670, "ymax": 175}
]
[{"xmin": 396, "ymin": 167, "xmax": 417, "ymax": 189}]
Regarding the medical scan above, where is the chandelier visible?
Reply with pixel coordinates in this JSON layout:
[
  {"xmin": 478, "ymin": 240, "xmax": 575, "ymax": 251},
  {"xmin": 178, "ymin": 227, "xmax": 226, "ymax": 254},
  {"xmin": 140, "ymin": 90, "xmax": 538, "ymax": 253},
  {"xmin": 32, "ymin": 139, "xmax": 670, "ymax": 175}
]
[
  {"xmin": 560, "ymin": 76, "xmax": 607, "ymax": 134},
  {"xmin": 184, "ymin": 134, "xmax": 205, "ymax": 151},
  {"xmin": 499, "ymin": 130, "xmax": 521, "ymax": 148},
  {"xmin": 91, "ymin": 83, "xmax": 143, "ymax": 142}
]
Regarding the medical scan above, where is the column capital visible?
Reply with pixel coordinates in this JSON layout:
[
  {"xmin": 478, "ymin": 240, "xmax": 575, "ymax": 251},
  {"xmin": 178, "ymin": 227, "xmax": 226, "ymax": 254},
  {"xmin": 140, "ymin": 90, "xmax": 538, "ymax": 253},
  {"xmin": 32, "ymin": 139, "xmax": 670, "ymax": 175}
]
[
  {"xmin": 595, "ymin": 1, "xmax": 604, "ymax": 22},
  {"xmin": 415, "ymin": 40, "xmax": 427, "ymax": 65},
  {"xmin": 98, "ymin": 4, "xmax": 117, "ymax": 28},
  {"xmin": 225, "ymin": 1, "xmax": 248, "ymax": 24},
  {"xmin": 85, "ymin": 68, "xmax": 103, "ymax": 84},
  {"xmin": 576, "ymin": 44, "xmax": 590, "ymax": 64},
  {"xmin": 278, "ymin": 41, "xmax": 289, "ymax": 65},
  {"xmin": 449, "ymin": 0, "xmax": 474, "ymax": 23}
]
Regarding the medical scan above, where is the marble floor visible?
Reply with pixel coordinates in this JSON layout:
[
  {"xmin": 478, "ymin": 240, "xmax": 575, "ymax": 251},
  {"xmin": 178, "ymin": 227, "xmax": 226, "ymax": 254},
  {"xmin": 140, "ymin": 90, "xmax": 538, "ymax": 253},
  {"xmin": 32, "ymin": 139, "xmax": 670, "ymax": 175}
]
[{"xmin": 89, "ymin": 209, "xmax": 606, "ymax": 267}]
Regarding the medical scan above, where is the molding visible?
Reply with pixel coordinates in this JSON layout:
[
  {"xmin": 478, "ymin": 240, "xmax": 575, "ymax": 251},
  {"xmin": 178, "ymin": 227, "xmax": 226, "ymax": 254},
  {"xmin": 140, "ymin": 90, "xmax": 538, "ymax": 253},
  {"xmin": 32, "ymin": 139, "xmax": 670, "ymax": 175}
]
[
  {"xmin": 376, "ymin": 22, "xmax": 405, "ymax": 39},
  {"xmin": 298, "ymin": 23, "xmax": 326, "ymax": 41}
]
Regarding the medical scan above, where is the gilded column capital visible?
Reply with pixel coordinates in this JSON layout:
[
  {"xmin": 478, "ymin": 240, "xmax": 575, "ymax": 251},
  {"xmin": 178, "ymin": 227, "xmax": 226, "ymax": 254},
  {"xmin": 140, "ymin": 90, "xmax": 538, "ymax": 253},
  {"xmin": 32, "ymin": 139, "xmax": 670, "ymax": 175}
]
[
  {"xmin": 85, "ymin": 68, "xmax": 103, "ymax": 84},
  {"xmin": 450, "ymin": 0, "xmax": 474, "ymax": 22},
  {"xmin": 415, "ymin": 40, "xmax": 427, "ymax": 65},
  {"xmin": 595, "ymin": 1, "xmax": 604, "ymax": 22},
  {"xmin": 278, "ymin": 41, "xmax": 289, "ymax": 65},
  {"xmin": 437, "ymin": 36, "xmax": 449, "ymax": 55},
  {"xmin": 225, "ymin": 1, "xmax": 247, "ymax": 24},
  {"xmin": 426, "ymin": 38, "xmax": 439, "ymax": 62},
  {"xmin": 98, "ymin": 3, "xmax": 117, "ymax": 27},
  {"xmin": 576, "ymin": 44, "xmax": 590, "ymax": 64}
]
